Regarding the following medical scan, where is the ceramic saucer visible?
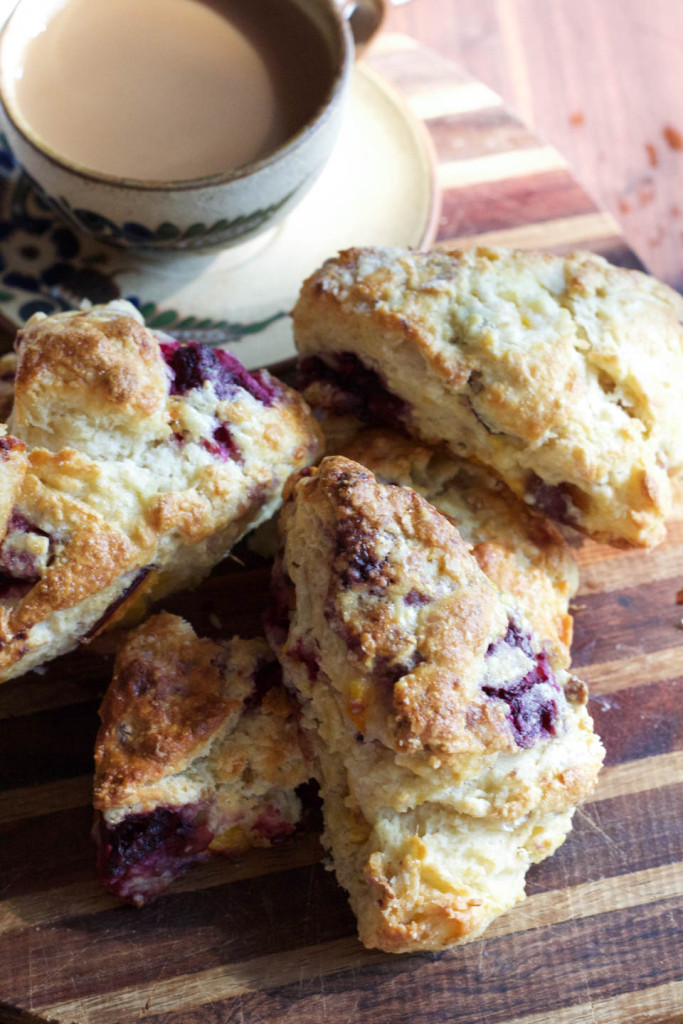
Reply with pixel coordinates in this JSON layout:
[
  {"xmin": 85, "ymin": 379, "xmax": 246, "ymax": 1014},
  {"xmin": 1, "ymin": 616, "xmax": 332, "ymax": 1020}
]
[{"xmin": 0, "ymin": 64, "xmax": 438, "ymax": 369}]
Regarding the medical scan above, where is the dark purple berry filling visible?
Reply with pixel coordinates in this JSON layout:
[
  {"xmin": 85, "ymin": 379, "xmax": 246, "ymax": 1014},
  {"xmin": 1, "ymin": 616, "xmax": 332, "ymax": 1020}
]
[
  {"xmin": 288, "ymin": 636, "xmax": 321, "ymax": 682},
  {"xmin": 374, "ymin": 649, "xmax": 425, "ymax": 689},
  {"xmin": 526, "ymin": 474, "xmax": 579, "ymax": 527},
  {"xmin": 161, "ymin": 341, "xmax": 277, "ymax": 406},
  {"xmin": 404, "ymin": 589, "xmax": 431, "ymax": 607},
  {"xmin": 0, "ymin": 511, "xmax": 53, "ymax": 598},
  {"xmin": 252, "ymin": 805, "xmax": 296, "ymax": 844},
  {"xmin": 486, "ymin": 619, "xmax": 535, "ymax": 661},
  {"xmin": 297, "ymin": 353, "xmax": 409, "ymax": 428},
  {"xmin": 483, "ymin": 621, "xmax": 561, "ymax": 748},
  {"xmin": 201, "ymin": 422, "xmax": 243, "ymax": 464},
  {"xmin": 0, "ymin": 435, "xmax": 21, "ymax": 456},
  {"xmin": 95, "ymin": 804, "xmax": 214, "ymax": 905}
]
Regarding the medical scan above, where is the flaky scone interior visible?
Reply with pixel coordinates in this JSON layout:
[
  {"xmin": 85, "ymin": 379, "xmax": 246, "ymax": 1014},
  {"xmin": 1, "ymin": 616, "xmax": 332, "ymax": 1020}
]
[
  {"xmin": 293, "ymin": 246, "xmax": 683, "ymax": 547},
  {"xmin": 94, "ymin": 613, "xmax": 311, "ymax": 906},
  {"xmin": 268, "ymin": 457, "xmax": 604, "ymax": 953},
  {"xmin": 0, "ymin": 300, "xmax": 321, "ymax": 682},
  {"xmin": 323, "ymin": 419, "xmax": 578, "ymax": 670}
]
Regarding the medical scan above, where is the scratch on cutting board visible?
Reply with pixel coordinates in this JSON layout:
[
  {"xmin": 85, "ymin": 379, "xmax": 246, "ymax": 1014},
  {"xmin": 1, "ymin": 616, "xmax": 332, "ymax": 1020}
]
[
  {"xmin": 591, "ymin": 694, "xmax": 620, "ymax": 712},
  {"xmin": 574, "ymin": 806, "xmax": 625, "ymax": 858}
]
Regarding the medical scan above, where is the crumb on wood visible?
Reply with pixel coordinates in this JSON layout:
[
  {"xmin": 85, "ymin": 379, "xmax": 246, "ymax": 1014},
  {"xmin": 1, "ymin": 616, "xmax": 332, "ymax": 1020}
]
[
  {"xmin": 676, "ymin": 587, "xmax": 683, "ymax": 604},
  {"xmin": 618, "ymin": 198, "xmax": 630, "ymax": 215},
  {"xmin": 569, "ymin": 111, "xmax": 585, "ymax": 127},
  {"xmin": 663, "ymin": 125, "xmax": 683, "ymax": 150},
  {"xmin": 645, "ymin": 142, "xmax": 659, "ymax": 167}
]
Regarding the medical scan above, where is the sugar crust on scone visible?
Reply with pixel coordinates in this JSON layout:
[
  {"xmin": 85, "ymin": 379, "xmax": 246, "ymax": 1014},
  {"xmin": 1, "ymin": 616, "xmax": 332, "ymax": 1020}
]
[
  {"xmin": 325, "ymin": 420, "xmax": 578, "ymax": 669},
  {"xmin": 270, "ymin": 456, "xmax": 604, "ymax": 953},
  {"xmin": 94, "ymin": 613, "xmax": 311, "ymax": 905},
  {"xmin": 0, "ymin": 301, "xmax": 321, "ymax": 683},
  {"xmin": 293, "ymin": 246, "xmax": 683, "ymax": 547}
]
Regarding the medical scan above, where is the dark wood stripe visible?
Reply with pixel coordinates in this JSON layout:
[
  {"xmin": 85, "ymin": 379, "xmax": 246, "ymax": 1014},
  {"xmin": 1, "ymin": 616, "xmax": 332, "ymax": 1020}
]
[
  {"xmin": 571, "ymin": 578, "xmax": 683, "ymax": 670},
  {"xmin": 0, "ymin": 655, "xmax": 109, "ymax": 722},
  {"xmin": 425, "ymin": 106, "xmax": 540, "ymax": 162},
  {"xmin": 369, "ymin": 45, "xmax": 475, "ymax": 95},
  {"xmin": 0, "ymin": 701, "xmax": 99, "ymax": 790},
  {"xmin": 0, "ymin": 806, "xmax": 95, "ymax": 901},
  {"xmin": 588, "ymin": 677, "xmax": 683, "ymax": 765},
  {"xmin": 131, "ymin": 897, "xmax": 683, "ymax": 1024},
  {"xmin": 437, "ymin": 169, "xmax": 598, "ymax": 239},
  {"xmin": 527, "ymin": 784, "xmax": 683, "ymax": 895}
]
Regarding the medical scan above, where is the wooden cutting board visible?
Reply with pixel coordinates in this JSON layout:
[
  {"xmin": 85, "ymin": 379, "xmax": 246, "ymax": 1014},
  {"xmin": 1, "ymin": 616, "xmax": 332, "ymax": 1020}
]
[{"xmin": 0, "ymin": 35, "xmax": 681, "ymax": 1024}]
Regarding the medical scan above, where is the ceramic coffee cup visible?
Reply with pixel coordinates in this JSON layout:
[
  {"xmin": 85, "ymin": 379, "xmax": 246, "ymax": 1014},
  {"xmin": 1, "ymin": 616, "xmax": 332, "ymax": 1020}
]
[{"xmin": 0, "ymin": 0, "xmax": 385, "ymax": 252}]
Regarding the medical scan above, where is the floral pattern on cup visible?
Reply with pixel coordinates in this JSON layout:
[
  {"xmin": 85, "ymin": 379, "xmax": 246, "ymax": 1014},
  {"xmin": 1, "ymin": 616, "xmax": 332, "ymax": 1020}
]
[
  {"xmin": 0, "ymin": 134, "xmax": 286, "ymax": 341},
  {"xmin": 51, "ymin": 187, "xmax": 300, "ymax": 252}
]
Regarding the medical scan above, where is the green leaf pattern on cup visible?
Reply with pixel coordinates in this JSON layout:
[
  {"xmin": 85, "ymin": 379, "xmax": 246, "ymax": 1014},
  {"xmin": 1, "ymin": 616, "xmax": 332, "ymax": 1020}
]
[{"xmin": 0, "ymin": 133, "xmax": 288, "ymax": 344}]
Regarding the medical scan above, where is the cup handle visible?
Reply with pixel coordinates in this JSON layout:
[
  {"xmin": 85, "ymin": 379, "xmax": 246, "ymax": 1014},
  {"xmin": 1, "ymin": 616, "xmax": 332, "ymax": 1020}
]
[{"xmin": 334, "ymin": 0, "xmax": 386, "ymax": 50}]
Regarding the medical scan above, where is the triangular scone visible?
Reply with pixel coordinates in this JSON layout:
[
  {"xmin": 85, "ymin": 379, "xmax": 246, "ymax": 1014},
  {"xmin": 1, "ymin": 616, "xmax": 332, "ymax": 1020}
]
[
  {"xmin": 270, "ymin": 457, "xmax": 604, "ymax": 953},
  {"xmin": 94, "ymin": 613, "xmax": 311, "ymax": 906},
  {"xmin": 0, "ymin": 301, "xmax": 320, "ymax": 682},
  {"xmin": 293, "ymin": 246, "xmax": 683, "ymax": 547},
  {"xmin": 324, "ymin": 420, "xmax": 578, "ymax": 670}
]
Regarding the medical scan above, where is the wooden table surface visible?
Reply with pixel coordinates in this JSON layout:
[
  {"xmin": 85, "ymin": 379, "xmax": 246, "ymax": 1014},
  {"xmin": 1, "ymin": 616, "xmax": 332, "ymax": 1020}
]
[
  {"xmin": 384, "ymin": 0, "xmax": 683, "ymax": 291},
  {"xmin": 0, "ymin": 24, "xmax": 681, "ymax": 1024}
]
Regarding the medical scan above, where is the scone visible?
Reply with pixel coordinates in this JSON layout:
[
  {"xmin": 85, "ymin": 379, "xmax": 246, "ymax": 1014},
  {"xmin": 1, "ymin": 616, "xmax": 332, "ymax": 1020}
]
[
  {"xmin": 0, "ymin": 300, "xmax": 320, "ymax": 682},
  {"xmin": 269, "ymin": 457, "xmax": 604, "ymax": 953},
  {"xmin": 94, "ymin": 613, "xmax": 311, "ymax": 905},
  {"xmin": 293, "ymin": 246, "xmax": 683, "ymax": 547},
  {"xmin": 326, "ymin": 420, "xmax": 577, "ymax": 669}
]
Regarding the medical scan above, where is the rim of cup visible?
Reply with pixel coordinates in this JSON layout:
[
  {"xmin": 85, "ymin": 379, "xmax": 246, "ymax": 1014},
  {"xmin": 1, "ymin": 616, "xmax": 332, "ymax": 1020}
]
[{"xmin": 0, "ymin": 0, "xmax": 353, "ymax": 191}]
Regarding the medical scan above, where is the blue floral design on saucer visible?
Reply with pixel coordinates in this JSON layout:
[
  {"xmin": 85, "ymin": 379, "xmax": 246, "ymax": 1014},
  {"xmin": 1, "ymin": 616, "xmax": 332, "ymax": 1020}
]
[{"xmin": 0, "ymin": 134, "xmax": 285, "ymax": 343}]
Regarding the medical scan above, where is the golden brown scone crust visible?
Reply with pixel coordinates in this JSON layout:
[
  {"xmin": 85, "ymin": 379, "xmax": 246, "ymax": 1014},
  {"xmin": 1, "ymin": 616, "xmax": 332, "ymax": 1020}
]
[
  {"xmin": 12, "ymin": 301, "xmax": 170, "ymax": 450},
  {"xmin": 328, "ymin": 421, "xmax": 577, "ymax": 668},
  {"xmin": 272, "ymin": 457, "xmax": 603, "ymax": 952},
  {"xmin": 94, "ymin": 614, "xmax": 311, "ymax": 904},
  {"xmin": 293, "ymin": 246, "xmax": 683, "ymax": 547},
  {"xmin": 95, "ymin": 614, "xmax": 309, "ymax": 827},
  {"xmin": 0, "ymin": 301, "xmax": 321, "ymax": 683}
]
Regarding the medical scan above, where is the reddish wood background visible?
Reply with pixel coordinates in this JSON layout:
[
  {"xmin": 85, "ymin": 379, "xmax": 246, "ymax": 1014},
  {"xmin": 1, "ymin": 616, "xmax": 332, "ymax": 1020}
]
[{"xmin": 384, "ymin": 0, "xmax": 683, "ymax": 291}]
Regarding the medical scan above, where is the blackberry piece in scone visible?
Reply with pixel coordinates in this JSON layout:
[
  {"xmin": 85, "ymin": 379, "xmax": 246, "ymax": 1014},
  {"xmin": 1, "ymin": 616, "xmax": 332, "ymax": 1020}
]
[
  {"xmin": 269, "ymin": 457, "xmax": 604, "ymax": 953},
  {"xmin": 94, "ymin": 613, "xmax": 311, "ymax": 906},
  {"xmin": 325, "ymin": 420, "xmax": 578, "ymax": 670},
  {"xmin": 293, "ymin": 246, "xmax": 683, "ymax": 547},
  {"xmin": 0, "ymin": 300, "xmax": 320, "ymax": 683}
]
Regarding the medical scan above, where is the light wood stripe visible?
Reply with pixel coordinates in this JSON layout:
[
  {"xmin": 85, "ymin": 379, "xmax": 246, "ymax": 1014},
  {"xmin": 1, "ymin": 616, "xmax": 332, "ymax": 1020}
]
[
  {"xmin": 407, "ymin": 80, "xmax": 503, "ymax": 120},
  {"xmin": 593, "ymin": 750, "xmax": 683, "ymax": 804},
  {"xmin": 36, "ymin": 862, "xmax": 682, "ymax": 1024},
  {"xmin": 577, "ymin": 539, "xmax": 683, "ymax": 596},
  {"xmin": 1, "ymin": 752, "xmax": 679, "ymax": 936},
  {"xmin": 0, "ymin": 775, "xmax": 93, "ymax": 825},
  {"xmin": 439, "ymin": 145, "xmax": 565, "ymax": 188},
  {"xmin": 582, "ymin": 646, "xmax": 682, "ymax": 695},
  {"xmin": 508, "ymin": 981, "xmax": 683, "ymax": 1024},
  {"xmin": 574, "ymin": 516, "xmax": 683, "ymax": 572},
  {"xmin": 438, "ymin": 211, "xmax": 621, "ymax": 250}
]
